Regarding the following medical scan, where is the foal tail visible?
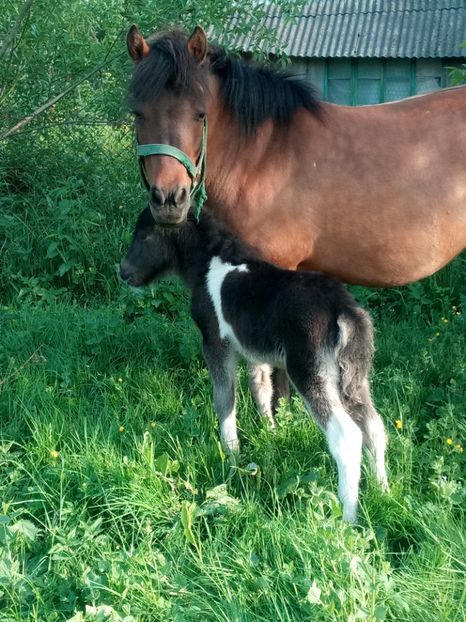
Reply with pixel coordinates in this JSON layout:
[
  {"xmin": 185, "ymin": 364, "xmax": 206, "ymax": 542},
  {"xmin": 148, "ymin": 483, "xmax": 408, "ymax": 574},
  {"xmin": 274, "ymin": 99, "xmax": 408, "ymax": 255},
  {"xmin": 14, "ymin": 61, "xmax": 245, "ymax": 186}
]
[{"xmin": 335, "ymin": 307, "xmax": 374, "ymax": 403}]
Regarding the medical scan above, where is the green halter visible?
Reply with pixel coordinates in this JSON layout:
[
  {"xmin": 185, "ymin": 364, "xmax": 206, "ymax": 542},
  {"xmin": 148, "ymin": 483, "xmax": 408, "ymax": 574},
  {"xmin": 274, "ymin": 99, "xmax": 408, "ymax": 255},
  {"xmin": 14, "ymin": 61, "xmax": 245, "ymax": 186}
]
[{"xmin": 136, "ymin": 117, "xmax": 208, "ymax": 220}]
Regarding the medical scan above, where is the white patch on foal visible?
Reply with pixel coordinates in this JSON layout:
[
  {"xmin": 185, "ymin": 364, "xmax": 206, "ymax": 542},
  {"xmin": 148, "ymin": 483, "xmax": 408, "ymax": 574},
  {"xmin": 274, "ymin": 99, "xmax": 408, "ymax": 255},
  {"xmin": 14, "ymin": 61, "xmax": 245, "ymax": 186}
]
[
  {"xmin": 206, "ymin": 256, "xmax": 248, "ymax": 344},
  {"xmin": 220, "ymin": 406, "xmax": 240, "ymax": 452}
]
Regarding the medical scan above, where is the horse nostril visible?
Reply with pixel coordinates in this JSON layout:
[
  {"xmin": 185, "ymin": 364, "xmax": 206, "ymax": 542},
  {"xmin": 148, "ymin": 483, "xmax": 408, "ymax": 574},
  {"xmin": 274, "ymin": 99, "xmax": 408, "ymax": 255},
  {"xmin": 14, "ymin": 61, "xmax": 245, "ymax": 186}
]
[
  {"xmin": 172, "ymin": 186, "xmax": 188, "ymax": 207},
  {"xmin": 150, "ymin": 186, "xmax": 165, "ymax": 206}
]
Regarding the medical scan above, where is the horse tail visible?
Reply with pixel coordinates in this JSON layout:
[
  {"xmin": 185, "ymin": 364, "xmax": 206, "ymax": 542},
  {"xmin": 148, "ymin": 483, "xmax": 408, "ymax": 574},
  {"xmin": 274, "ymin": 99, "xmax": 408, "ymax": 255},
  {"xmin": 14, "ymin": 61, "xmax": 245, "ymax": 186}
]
[{"xmin": 335, "ymin": 307, "xmax": 374, "ymax": 403}]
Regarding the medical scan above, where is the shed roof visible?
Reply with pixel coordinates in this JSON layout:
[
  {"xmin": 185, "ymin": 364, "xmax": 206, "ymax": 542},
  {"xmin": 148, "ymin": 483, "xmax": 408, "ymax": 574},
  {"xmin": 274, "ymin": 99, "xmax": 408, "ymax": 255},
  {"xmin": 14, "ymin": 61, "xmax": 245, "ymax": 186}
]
[{"xmin": 230, "ymin": 1, "xmax": 466, "ymax": 59}]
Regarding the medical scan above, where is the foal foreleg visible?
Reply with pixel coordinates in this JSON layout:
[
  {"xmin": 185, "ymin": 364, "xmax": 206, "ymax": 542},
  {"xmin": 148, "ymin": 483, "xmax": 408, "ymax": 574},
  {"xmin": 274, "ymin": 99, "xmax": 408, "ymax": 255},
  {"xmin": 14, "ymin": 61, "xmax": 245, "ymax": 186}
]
[
  {"xmin": 248, "ymin": 364, "xmax": 275, "ymax": 428},
  {"xmin": 203, "ymin": 338, "xmax": 239, "ymax": 452}
]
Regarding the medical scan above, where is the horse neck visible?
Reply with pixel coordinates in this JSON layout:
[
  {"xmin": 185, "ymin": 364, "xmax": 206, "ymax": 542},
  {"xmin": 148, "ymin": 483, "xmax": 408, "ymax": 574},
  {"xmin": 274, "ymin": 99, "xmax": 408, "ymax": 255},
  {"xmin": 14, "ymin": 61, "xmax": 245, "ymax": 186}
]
[{"xmin": 205, "ymin": 100, "xmax": 280, "ymax": 207}]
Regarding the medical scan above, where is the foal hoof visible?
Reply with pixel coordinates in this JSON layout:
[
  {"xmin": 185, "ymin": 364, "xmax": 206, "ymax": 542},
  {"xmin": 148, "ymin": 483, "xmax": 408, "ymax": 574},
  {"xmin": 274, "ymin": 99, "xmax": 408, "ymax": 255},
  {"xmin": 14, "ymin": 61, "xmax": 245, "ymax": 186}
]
[
  {"xmin": 223, "ymin": 437, "xmax": 240, "ymax": 453},
  {"xmin": 342, "ymin": 503, "xmax": 358, "ymax": 524}
]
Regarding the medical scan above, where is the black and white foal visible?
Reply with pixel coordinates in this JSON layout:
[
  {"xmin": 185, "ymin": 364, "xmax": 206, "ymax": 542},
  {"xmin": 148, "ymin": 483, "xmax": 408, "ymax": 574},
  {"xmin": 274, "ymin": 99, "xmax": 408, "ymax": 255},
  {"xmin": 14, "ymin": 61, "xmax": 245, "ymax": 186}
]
[{"xmin": 120, "ymin": 207, "xmax": 388, "ymax": 522}]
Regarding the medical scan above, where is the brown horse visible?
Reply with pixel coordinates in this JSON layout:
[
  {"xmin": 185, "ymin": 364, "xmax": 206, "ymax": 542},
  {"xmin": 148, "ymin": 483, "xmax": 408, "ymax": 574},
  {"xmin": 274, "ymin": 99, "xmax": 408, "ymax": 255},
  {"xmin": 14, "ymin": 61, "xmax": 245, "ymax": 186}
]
[{"xmin": 126, "ymin": 25, "xmax": 466, "ymax": 287}]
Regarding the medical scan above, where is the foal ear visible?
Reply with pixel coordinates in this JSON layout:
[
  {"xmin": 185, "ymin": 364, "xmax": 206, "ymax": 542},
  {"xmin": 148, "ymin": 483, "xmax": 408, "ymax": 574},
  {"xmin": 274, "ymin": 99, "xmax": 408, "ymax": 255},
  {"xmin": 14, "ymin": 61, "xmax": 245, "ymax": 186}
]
[
  {"xmin": 127, "ymin": 25, "xmax": 150, "ymax": 63},
  {"xmin": 187, "ymin": 26, "xmax": 208, "ymax": 64}
]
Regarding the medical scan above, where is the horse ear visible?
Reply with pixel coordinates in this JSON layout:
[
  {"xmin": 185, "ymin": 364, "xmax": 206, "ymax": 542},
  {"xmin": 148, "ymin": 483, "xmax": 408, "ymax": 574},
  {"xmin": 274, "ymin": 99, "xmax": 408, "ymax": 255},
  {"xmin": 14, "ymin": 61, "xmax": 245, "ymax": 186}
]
[
  {"xmin": 127, "ymin": 25, "xmax": 150, "ymax": 63},
  {"xmin": 187, "ymin": 26, "xmax": 208, "ymax": 64}
]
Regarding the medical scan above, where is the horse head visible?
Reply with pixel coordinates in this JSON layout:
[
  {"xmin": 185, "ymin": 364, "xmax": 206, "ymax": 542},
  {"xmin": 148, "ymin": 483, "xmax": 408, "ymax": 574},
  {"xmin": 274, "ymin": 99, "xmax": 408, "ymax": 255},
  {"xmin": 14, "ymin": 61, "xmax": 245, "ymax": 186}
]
[{"xmin": 127, "ymin": 26, "xmax": 210, "ymax": 227}]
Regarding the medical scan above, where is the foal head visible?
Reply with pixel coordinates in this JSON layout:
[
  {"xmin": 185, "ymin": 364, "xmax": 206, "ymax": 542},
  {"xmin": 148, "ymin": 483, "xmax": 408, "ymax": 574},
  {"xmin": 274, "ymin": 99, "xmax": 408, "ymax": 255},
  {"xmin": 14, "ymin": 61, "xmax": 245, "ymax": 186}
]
[
  {"xmin": 127, "ymin": 26, "xmax": 210, "ymax": 227},
  {"xmin": 119, "ymin": 206, "xmax": 178, "ymax": 286}
]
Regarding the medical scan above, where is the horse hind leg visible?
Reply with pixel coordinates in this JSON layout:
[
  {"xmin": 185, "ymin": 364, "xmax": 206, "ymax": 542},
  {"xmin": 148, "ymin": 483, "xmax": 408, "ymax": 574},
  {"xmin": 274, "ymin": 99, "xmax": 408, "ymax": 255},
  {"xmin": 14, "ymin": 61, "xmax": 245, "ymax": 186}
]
[
  {"xmin": 288, "ymin": 352, "xmax": 363, "ymax": 523},
  {"xmin": 248, "ymin": 363, "xmax": 275, "ymax": 429}
]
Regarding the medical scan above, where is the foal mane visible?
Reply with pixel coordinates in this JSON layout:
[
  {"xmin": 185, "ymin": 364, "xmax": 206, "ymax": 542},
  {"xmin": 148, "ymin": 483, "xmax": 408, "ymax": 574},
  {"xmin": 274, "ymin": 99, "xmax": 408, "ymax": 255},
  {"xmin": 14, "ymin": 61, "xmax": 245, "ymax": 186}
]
[
  {"xmin": 193, "ymin": 211, "xmax": 262, "ymax": 263},
  {"xmin": 129, "ymin": 30, "xmax": 321, "ymax": 135}
]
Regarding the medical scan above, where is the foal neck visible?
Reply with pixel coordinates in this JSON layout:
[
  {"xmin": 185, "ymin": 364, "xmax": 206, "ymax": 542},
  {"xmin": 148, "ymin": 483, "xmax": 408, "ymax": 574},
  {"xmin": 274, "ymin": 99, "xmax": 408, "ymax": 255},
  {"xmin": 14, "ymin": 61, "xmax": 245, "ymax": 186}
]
[{"xmin": 173, "ymin": 213, "xmax": 256, "ymax": 288}]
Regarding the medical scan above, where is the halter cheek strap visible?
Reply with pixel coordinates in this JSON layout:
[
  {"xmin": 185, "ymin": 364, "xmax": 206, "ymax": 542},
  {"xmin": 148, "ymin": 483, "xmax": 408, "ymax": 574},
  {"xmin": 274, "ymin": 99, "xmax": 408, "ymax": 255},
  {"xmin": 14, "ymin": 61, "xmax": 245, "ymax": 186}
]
[{"xmin": 136, "ymin": 117, "xmax": 208, "ymax": 220}]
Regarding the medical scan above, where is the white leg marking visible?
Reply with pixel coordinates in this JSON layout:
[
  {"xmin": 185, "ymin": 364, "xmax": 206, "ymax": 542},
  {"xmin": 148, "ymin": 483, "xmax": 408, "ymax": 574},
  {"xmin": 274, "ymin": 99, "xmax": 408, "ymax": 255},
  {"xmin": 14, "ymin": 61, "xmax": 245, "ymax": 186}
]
[
  {"xmin": 206, "ymin": 256, "xmax": 248, "ymax": 343},
  {"xmin": 321, "ymin": 352, "xmax": 363, "ymax": 522},
  {"xmin": 248, "ymin": 364, "xmax": 275, "ymax": 428},
  {"xmin": 220, "ymin": 406, "xmax": 239, "ymax": 452},
  {"xmin": 327, "ymin": 410, "xmax": 363, "ymax": 523}
]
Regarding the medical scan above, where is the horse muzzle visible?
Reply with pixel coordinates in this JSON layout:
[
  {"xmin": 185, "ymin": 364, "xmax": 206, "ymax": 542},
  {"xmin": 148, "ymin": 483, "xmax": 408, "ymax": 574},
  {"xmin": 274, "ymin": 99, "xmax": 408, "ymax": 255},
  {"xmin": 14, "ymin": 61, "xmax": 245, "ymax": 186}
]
[{"xmin": 149, "ymin": 184, "xmax": 190, "ymax": 226}]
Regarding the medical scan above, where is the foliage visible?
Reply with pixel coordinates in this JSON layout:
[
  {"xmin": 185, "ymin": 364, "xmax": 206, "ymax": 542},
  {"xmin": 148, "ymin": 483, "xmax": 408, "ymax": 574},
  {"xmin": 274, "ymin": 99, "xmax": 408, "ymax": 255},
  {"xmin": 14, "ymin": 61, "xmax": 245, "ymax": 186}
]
[
  {"xmin": 449, "ymin": 64, "xmax": 466, "ymax": 85},
  {"xmin": 449, "ymin": 42, "xmax": 466, "ymax": 85},
  {"xmin": 0, "ymin": 0, "xmax": 277, "ymax": 140}
]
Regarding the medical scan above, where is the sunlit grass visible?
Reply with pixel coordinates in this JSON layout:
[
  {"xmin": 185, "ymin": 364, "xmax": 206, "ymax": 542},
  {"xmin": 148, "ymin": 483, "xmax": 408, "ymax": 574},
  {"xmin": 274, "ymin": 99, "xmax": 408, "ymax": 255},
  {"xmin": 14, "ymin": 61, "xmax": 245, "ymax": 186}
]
[{"xmin": 0, "ymin": 286, "xmax": 464, "ymax": 621}]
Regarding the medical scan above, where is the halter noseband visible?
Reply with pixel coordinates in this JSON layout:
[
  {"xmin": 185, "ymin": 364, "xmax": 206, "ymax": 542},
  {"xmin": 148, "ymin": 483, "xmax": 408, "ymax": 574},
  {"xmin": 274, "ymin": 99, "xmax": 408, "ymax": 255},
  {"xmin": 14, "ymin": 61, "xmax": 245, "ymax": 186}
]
[{"xmin": 136, "ymin": 117, "xmax": 208, "ymax": 220}]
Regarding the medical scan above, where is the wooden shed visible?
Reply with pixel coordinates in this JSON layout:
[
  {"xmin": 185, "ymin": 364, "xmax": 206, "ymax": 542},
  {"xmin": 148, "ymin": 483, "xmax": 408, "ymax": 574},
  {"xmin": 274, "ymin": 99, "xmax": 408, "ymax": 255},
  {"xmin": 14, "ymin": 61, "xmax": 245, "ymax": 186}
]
[{"xmin": 231, "ymin": 0, "xmax": 466, "ymax": 105}]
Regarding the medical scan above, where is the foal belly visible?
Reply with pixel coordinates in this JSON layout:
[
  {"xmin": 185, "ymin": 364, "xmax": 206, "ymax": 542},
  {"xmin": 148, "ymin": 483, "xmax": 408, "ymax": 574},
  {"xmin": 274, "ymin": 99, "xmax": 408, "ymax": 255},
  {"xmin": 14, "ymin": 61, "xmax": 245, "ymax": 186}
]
[
  {"xmin": 215, "ymin": 301, "xmax": 285, "ymax": 368},
  {"xmin": 235, "ymin": 340, "xmax": 285, "ymax": 368}
]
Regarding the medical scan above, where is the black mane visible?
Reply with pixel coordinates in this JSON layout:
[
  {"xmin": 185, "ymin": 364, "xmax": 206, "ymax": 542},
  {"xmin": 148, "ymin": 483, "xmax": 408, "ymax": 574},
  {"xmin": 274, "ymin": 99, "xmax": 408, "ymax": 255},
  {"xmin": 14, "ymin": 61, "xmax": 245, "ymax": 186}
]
[
  {"xmin": 210, "ymin": 52, "xmax": 321, "ymax": 135},
  {"xmin": 129, "ymin": 30, "xmax": 321, "ymax": 135},
  {"xmin": 129, "ymin": 30, "xmax": 205, "ymax": 103}
]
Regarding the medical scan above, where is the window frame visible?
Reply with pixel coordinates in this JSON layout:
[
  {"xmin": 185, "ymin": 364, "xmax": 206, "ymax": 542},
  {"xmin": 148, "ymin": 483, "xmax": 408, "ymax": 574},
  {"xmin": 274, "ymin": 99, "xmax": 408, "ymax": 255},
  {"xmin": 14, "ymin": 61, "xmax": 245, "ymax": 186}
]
[{"xmin": 323, "ymin": 58, "xmax": 445, "ymax": 105}]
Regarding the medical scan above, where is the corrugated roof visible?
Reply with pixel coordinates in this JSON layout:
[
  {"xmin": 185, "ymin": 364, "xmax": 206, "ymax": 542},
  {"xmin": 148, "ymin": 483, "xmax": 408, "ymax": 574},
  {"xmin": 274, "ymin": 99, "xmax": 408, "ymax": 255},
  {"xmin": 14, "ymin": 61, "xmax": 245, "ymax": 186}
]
[{"xmin": 230, "ymin": 0, "xmax": 466, "ymax": 58}]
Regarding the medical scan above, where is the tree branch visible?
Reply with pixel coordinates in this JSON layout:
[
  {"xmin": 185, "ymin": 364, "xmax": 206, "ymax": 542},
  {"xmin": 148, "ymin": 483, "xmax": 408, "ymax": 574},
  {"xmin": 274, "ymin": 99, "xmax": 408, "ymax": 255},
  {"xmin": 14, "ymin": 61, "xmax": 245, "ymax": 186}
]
[
  {"xmin": 0, "ymin": 0, "xmax": 35, "ymax": 61},
  {"xmin": 0, "ymin": 51, "xmax": 124, "ymax": 141}
]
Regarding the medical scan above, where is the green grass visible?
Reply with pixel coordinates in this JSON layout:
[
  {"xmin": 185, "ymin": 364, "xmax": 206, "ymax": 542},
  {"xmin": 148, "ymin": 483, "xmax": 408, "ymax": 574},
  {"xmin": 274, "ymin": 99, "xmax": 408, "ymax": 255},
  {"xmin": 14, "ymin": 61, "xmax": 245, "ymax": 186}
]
[
  {"xmin": 1, "ymin": 125, "xmax": 465, "ymax": 621},
  {"xmin": 0, "ymin": 281, "xmax": 465, "ymax": 621}
]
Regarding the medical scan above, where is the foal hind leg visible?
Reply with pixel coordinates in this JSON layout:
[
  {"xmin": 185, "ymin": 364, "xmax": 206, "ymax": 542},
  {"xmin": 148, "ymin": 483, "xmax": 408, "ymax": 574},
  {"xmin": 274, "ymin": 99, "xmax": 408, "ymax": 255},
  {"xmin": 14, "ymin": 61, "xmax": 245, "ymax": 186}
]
[
  {"xmin": 288, "ymin": 353, "xmax": 363, "ymax": 523},
  {"xmin": 248, "ymin": 364, "xmax": 275, "ymax": 428},
  {"xmin": 347, "ymin": 381, "xmax": 388, "ymax": 491},
  {"xmin": 271, "ymin": 368, "xmax": 290, "ymax": 414}
]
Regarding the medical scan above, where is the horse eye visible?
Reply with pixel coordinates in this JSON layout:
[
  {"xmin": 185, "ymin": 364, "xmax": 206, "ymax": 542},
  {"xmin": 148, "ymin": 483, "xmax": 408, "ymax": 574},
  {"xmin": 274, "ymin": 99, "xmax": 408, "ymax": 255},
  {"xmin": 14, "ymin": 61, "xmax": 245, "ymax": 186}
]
[{"xmin": 196, "ymin": 112, "xmax": 206, "ymax": 121}]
